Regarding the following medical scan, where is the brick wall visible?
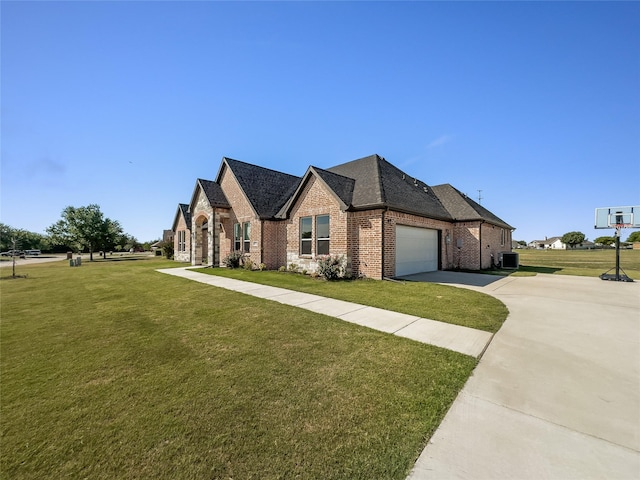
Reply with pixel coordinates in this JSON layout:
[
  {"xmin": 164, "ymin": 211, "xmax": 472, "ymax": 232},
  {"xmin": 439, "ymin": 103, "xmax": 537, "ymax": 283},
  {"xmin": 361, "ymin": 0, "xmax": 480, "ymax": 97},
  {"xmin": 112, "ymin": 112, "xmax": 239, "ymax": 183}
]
[
  {"xmin": 285, "ymin": 176, "xmax": 348, "ymax": 273},
  {"xmin": 346, "ymin": 210, "xmax": 382, "ymax": 279},
  {"xmin": 451, "ymin": 221, "xmax": 512, "ymax": 270},
  {"xmin": 452, "ymin": 222, "xmax": 480, "ymax": 270},
  {"xmin": 219, "ymin": 167, "xmax": 291, "ymax": 268},
  {"xmin": 480, "ymin": 223, "xmax": 512, "ymax": 269}
]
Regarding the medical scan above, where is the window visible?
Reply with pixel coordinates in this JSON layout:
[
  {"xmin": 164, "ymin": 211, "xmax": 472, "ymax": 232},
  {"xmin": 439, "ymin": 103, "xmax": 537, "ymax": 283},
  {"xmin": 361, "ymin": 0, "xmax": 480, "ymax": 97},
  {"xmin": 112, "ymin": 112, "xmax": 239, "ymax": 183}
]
[
  {"xmin": 300, "ymin": 217, "xmax": 312, "ymax": 255},
  {"xmin": 501, "ymin": 228, "xmax": 506, "ymax": 246},
  {"xmin": 243, "ymin": 222, "xmax": 251, "ymax": 253},
  {"xmin": 234, "ymin": 223, "xmax": 242, "ymax": 252},
  {"xmin": 316, "ymin": 215, "xmax": 330, "ymax": 255},
  {"xmin": 178, "ymin": 231, "xmax": 186, "ymax": 252}
]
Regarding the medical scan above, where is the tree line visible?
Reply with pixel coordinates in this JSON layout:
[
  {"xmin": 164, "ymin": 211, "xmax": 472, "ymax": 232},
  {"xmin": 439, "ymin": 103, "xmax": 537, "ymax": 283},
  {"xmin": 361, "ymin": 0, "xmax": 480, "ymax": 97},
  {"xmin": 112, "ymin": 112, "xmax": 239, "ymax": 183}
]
[{"xmin": 1, "ymin": 204, "xmax": 158, "ymax": 261}]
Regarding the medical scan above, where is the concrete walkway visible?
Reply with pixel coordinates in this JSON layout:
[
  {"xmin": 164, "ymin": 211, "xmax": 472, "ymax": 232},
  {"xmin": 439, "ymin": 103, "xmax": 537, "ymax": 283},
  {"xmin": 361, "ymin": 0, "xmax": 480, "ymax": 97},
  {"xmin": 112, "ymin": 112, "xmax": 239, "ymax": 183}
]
[
  {"xmin": 156, "ymin": 267, "xmax": 493, "ymax": 358},
  {"xmin": 407, "ymin": 273, "xmax": 640, "ymax": 479}
]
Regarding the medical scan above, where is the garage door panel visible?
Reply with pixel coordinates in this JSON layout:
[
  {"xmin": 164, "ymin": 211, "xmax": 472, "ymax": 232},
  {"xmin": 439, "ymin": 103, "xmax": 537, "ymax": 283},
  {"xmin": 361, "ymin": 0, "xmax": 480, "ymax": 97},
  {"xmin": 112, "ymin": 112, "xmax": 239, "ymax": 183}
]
[{"xmin": 396, "ymin": 226, "xmax": 438, "ymax": 276}]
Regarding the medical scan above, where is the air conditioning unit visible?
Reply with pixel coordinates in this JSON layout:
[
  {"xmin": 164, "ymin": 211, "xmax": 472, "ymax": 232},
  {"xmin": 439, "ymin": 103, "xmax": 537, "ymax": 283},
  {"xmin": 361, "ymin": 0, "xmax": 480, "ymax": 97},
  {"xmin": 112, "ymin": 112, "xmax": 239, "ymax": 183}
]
[{"xmin": 499, "ymin": 252, "xmax": 519, "ymax": 269}]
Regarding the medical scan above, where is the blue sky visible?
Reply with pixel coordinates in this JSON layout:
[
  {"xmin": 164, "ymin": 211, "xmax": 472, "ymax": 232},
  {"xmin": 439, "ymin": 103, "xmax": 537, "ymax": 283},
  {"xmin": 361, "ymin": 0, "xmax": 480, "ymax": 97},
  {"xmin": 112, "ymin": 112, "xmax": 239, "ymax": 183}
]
[{"xmin": 2, "ymin": 1, "xmax": 639, "ymax": 243}]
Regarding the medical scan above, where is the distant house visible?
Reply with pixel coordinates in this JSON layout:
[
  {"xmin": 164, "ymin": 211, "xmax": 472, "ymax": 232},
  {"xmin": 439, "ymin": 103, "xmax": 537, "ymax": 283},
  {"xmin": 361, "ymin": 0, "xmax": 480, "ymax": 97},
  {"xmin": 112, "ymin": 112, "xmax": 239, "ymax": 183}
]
[
  {"xmin": 168, "ymin": 154, "xmax": 515, "ymax": 279},
  {"xmin": 529, "ymin": 237, "xmax": 594, "ymax": 250}
]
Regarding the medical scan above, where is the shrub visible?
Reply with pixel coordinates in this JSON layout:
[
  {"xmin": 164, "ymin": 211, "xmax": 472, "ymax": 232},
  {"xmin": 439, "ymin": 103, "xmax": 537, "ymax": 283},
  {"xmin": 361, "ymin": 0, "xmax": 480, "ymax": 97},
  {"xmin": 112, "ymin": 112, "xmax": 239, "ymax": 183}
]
[
  {"xmin": 259, "ymin": 263, "xmax": 267, "ymax": 271},
  {"xmin": 223, "ymin": 251, "xmax": 243, "ymax": 268},
  {"xmin": 316, "ymin": 255, "xmax": 345, "ymax": 281},
  {"xmin": 288, "ymin": 263, "xmax": 299, "ymax": 273},
  {"xmin": 161, "ymin": 242, "xmax": 174, "ymax": 260},
  {"xmin": 278, "ymin": 266, "xmax": 286, "ymax": 272},
  {"xmin": 243, "ymin": 258, "xmax": 254, "ymax": 270}
]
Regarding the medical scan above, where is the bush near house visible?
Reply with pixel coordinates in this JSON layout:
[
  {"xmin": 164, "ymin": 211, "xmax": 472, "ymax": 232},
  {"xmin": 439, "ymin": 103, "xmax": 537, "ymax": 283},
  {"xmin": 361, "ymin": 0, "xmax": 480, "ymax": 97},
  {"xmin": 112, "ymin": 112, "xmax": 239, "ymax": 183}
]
[
  {"xmin": 222, "ymin": 250, "xmax": 244, "ymax": 268},
  {"xmin": 316, "ymin": 255, "xmax": 346, "ymax": 280}
]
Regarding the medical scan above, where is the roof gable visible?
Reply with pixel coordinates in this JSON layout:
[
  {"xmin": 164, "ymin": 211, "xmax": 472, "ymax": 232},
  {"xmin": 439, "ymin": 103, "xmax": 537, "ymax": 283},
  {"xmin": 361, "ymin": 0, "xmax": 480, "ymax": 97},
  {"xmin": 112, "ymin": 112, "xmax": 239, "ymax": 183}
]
[
  {"xmin": 217, "ymin": 157, "xmax": 300, "ymax": 219},
  {"xmin": 276, "ymin": 166, "xmax": 355, "ymax": 218},
  {"xmin": 171, "ymin": 203, "xmax": 191, "ymax": 231},
  {"xmin": 188, "ymin": 178, "xmax": 230, "ymax": 215},
  {"xmin": 431, "ymin": 184, "xmax": 513, "ymax": 229}
]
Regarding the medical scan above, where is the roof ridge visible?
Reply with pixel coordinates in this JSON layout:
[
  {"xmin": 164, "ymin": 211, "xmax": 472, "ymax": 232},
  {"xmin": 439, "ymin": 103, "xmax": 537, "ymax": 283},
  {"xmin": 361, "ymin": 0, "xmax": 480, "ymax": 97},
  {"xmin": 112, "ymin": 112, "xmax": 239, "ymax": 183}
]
[
  {"xmin": 224, "ymin": 157, "xmax": 300, "ymax": 179},
  {"xmin": 375, "ymin": 155, "xmax": 387, "ymax": 203}
]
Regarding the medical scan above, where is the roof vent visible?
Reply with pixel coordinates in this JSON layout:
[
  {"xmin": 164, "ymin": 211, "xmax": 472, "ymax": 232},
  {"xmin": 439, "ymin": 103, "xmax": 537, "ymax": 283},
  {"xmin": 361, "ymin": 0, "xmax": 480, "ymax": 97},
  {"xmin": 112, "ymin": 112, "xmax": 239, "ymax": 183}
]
[{"xmin": 413, "ymin": 178, "xmax": 418, "ymax": 186}]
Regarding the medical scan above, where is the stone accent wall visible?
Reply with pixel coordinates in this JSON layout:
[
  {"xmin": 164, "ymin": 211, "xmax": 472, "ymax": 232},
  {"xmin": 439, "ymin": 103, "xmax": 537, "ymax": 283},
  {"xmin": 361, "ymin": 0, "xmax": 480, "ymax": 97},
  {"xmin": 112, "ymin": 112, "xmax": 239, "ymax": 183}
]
[
  {"xmin": 285, "ymin": 176, "xmax": 348, "ymax": 273},
  {"xmin": 191, "ymin": 189, "xmax": 214, "ymax": 266}
]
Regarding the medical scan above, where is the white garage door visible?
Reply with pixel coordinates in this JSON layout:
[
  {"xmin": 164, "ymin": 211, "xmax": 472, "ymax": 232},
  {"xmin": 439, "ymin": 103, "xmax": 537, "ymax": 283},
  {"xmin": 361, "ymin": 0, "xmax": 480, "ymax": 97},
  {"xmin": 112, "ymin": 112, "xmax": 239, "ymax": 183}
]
[{"xmin": 395, "ymin": 225, "xmax": 438, "ymax": 276}]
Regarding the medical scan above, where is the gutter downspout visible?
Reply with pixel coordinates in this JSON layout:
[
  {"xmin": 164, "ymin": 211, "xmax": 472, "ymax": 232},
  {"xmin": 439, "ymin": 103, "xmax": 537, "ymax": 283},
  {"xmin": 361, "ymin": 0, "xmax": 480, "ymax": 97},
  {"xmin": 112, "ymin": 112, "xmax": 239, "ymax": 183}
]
[
  {"xmin": 381, "ymin": 207, "xmax": 391, "ymax": 280},
  {"xmin": 260, "ymin": 218, "xmax": 264, "ymax": 267},
  {"xmin": 479, "ymin": 220, "xmax": 485, "ymax": 270}
]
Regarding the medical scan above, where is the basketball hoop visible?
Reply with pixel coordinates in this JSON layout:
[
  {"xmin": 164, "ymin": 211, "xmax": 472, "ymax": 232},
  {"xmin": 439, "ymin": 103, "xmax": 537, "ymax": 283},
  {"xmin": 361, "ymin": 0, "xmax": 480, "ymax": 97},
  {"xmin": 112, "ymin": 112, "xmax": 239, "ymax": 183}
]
[{"xmin": 594, "ymin": 205, "xmax": 639, "ymax": 282}]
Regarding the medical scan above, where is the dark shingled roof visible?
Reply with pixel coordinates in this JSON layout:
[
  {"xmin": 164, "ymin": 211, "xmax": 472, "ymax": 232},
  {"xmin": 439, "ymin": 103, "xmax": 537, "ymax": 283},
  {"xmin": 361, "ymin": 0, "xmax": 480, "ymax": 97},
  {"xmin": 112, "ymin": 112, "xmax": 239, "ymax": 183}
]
[
  {"xmin": 172, "ymin": 203, "xmax": 192, "ymax": 231},
  {"xmin": 197, "ymin": 179, "xmax": 230, "ymax": 208},
  {"xmin": 431, "ymin": 184, "xmax": 513, "ymax": 229},
  {"xmin": 309, "ymin": 167, "xmax": 355, "ymax": 208},
  {"xmin": 179, "ymin": 203, "xmax": 191, "ymax": 225},
  {"xmin": 326, "ymin": 154, "xmax": 452, "ymax": 220},
  {"xmin": 221, "ymin": 158, "xmax": 301, "ymax": 219}
]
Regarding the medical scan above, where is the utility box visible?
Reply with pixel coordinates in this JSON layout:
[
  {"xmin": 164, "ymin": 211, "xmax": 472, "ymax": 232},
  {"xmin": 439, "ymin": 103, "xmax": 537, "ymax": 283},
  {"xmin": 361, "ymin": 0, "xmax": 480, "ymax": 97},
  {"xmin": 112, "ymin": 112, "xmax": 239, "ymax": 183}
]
[{"xmin": 500, "ymin": 252, "xmax": 519, "ymax": 269}]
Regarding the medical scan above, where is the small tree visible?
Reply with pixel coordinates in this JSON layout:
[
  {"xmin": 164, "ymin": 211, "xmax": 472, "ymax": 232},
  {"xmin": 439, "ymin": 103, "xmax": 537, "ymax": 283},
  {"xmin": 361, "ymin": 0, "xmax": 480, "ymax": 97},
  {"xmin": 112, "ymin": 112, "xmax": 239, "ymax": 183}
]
[
  {"xmin": 626, "ymin": 231, "xmax": 640, "ymax": 243},
  {"xmin": 561, "ymin": 231, "xmax": 586, "ymax": 249},
  {"xmin": 160, "ymin": 241, "xmax": 174, "ymax": 259},
  {"xmin": 595, "ymin": 236, "xmax": 616, "ymax": 247}
]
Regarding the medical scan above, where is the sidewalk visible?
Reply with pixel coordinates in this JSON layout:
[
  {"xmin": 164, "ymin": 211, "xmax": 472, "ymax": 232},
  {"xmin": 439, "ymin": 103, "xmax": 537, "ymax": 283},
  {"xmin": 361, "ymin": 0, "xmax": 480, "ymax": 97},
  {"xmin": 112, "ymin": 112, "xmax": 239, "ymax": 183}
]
[{"xmin": 156, "ymin": 267, "xmax": 493, "ymax": 358}]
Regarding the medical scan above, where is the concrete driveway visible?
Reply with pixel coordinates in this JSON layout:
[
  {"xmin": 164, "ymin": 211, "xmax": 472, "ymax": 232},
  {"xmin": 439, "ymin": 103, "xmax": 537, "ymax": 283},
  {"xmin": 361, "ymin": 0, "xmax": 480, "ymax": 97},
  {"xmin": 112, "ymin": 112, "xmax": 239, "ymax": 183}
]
[{"xmin": 407, "ymin": 273, "xmax": 640, "ymax": 479}]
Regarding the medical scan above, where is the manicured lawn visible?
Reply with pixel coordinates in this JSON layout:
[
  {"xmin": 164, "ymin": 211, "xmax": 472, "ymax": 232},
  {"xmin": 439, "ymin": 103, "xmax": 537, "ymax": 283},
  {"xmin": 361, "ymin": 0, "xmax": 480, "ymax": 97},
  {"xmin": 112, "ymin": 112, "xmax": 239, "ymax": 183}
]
[
  {"xmin": 515, "ymin": 248, "xmax": 640, "ymax": 278},
  {"xmin": 1, "ymin": 257, "xmax": 478, "ymax": 479},
  {"xmin": 193, "ymin": 268, "xmax": 508, "ymax": 333}
]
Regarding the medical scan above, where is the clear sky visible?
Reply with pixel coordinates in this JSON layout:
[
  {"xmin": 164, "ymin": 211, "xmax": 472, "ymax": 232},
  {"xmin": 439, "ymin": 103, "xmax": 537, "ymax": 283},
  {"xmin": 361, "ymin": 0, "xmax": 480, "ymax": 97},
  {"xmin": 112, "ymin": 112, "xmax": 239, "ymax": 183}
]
[{"xmin": 2, "ymin": 1, "xmax": 639, "ymax": 243}]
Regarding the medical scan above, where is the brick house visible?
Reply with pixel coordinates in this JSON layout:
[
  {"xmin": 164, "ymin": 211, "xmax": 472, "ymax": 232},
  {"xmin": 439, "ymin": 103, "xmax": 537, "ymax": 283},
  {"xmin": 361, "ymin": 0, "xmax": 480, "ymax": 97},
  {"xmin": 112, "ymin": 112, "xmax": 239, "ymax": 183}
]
[{"xmin": 171, "ymin": 154, "xmax": 514, "ymax": 279}]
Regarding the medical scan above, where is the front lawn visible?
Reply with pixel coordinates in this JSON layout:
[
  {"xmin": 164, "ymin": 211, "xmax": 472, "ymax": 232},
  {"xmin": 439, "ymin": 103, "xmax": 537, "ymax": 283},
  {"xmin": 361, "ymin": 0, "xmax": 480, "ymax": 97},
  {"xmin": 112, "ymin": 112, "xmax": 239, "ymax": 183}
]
[
  {"xmin": 1, "ymin": 258, "xmax": 477, "ymax": 479},
  {"xmin": 193, "ymin": 267, "xmax": 508, "ymax": 333}
]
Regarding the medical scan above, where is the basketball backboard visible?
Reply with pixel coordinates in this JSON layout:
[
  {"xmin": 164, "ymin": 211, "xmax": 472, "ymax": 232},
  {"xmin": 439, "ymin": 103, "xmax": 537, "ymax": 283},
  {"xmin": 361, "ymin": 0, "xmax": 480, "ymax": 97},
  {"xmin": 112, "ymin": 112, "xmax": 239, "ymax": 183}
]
[{"xmin": 594, "ymin": 206, "xmax": 640, "ymax": 229}]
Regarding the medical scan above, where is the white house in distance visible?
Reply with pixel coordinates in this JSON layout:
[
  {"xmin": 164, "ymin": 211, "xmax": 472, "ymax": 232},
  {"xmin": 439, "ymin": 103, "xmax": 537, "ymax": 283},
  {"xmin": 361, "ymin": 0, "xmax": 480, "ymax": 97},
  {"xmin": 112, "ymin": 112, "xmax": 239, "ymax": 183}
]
[{"xmin": 528, "ymin": 236, "xmax": 595, "ymax": 250}]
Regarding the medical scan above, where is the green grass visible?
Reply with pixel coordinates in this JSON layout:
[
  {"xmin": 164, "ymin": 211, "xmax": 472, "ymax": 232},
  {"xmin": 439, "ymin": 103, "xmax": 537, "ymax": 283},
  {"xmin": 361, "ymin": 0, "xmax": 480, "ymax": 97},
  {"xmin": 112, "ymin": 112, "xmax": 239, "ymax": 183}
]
[
  {"xmin": 192, "ymin": 267, "xmax": 508, "ymax": 333},
  {"xmin": 1, "ymin": 257, "xmax": 477, "ymax": 479},
  {"xmin": 515, "ymin": 248, "xmax": 640, "ymax": 278}
]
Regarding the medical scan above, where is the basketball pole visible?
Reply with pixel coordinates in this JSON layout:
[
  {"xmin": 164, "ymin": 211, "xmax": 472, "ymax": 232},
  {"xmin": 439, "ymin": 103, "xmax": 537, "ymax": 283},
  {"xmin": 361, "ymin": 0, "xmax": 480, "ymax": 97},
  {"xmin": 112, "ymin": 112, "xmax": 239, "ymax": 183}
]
[
  {"xmin": 599, "ymin": 225, "xmax": 633, "ymax": 282},
  {"xmin": 614, "ymin": 227, "xmax": 621, "ymax": 281}
]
